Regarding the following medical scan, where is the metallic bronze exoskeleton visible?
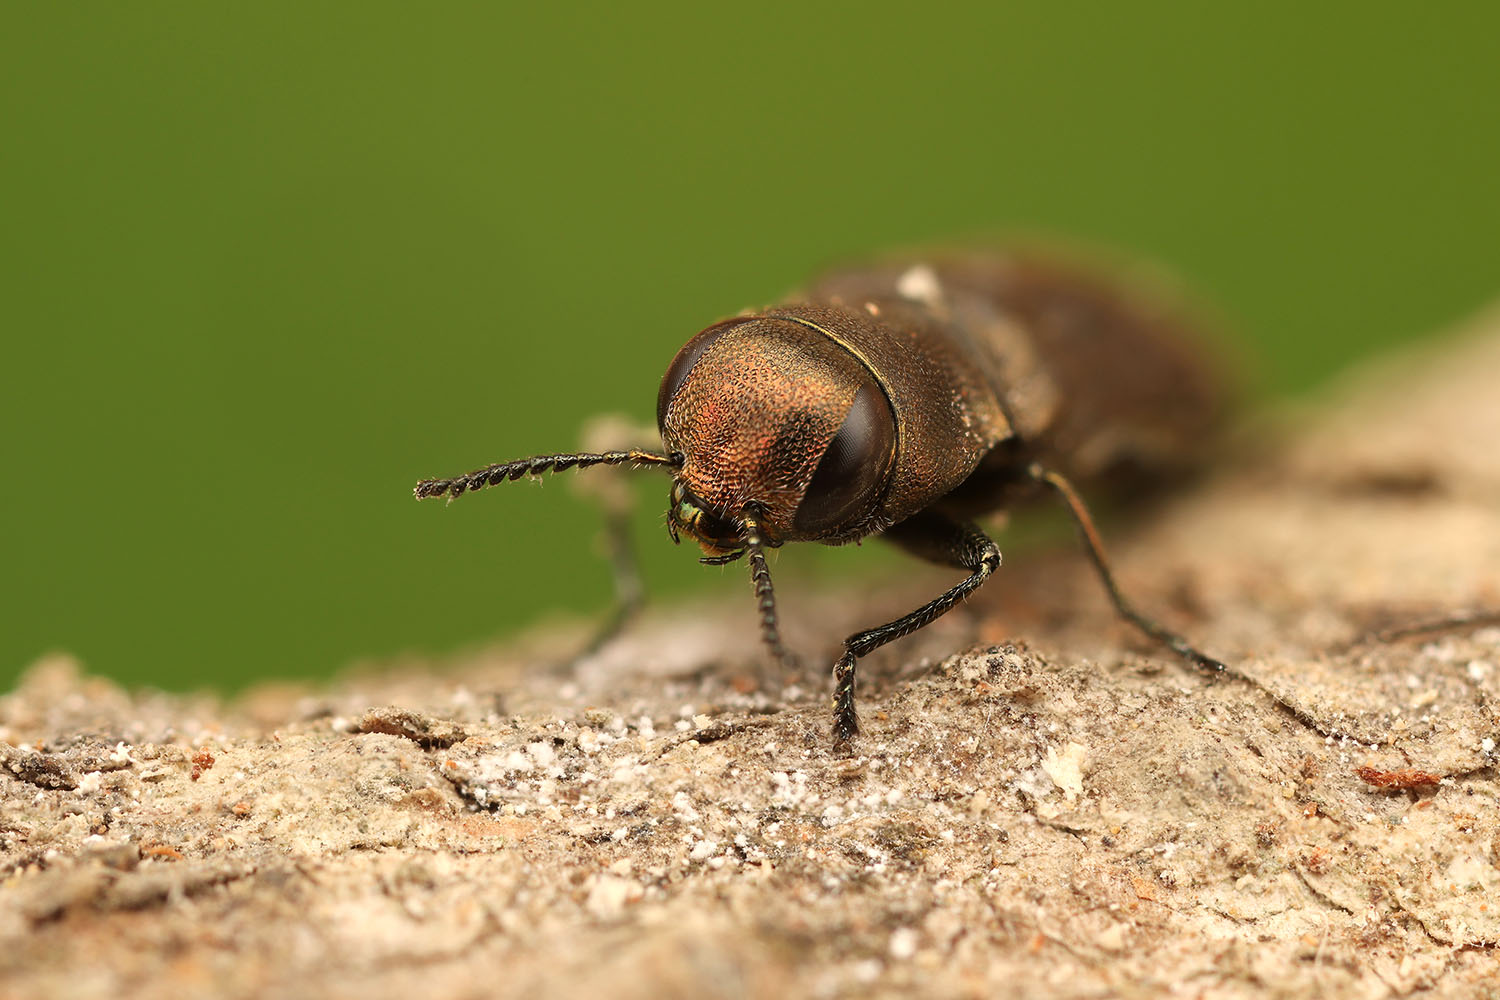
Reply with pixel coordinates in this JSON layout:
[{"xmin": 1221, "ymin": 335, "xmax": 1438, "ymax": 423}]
[{"xmin": 415, "ymin": 250, "xmax": 1228, "ymax": 746}]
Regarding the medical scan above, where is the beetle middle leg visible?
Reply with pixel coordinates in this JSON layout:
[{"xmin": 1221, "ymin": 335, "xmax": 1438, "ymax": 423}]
[
  {"xmin": 1028, "ymin": 463, "xmax": 1226, "ymax": 674},
  {"xmin": 832, "ymin": 512, "xmax": 1001, "ymax": 747}
]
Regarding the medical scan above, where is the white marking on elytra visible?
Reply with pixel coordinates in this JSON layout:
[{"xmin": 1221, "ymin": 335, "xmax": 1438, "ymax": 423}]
[{"xmin": 896, "ymin": 264, "xmax": 944, "ymax": 308}]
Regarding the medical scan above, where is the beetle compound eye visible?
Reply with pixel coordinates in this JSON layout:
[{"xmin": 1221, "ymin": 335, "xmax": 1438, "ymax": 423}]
[
  {"xmin": 657, "ymin": 317, "xmax": 746, "ymax": 429},
  {"xmin": 794, "ymin": 380, "xmax": 896, "ymax": 536}
]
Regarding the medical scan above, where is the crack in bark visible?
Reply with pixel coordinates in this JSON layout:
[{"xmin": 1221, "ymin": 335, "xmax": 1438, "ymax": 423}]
[{"xmin": 1292, "ymin": 865, "xmax": 1357, "ymax": 917}]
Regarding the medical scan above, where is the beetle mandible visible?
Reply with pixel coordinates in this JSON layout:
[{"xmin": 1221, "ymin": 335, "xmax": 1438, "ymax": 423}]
[{"xmin": 415, "ymin": 250, "xmax": 1228, "ymax": 747}]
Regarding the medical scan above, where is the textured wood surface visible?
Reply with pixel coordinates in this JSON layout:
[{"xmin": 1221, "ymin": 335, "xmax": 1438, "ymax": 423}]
[{"xmin": 4, "ymin": 307, "xmax": 1500, "ymax": 1000}]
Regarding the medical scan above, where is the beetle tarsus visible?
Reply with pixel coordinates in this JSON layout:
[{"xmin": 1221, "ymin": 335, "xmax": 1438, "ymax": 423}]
[{"xmin": 831, "ymin": 652, "xmax": 860, "ymax": 748}]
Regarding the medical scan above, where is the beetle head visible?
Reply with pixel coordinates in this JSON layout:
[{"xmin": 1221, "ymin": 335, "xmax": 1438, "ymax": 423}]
[
  {"xmin": 666, "ymin": 478, "xmax": 743, "ymax": 556},
  {"xmin": 657, "ymin": 316, "xmax": 896, "ymax": 556}
]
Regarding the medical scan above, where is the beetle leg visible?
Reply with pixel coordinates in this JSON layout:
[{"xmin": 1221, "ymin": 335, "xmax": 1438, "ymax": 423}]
[
  {"xmin": 832, "ymin": 513, "xmax": 1001, "ymax": 747},
  {"xmin": 416, "ymin": 444, "xmax": 678, "ymax": 664},
  {"xmin": 1028, "ymin": 463, "xmax": 1226, "ymax": 674},
  {"xmin": 741, "ymin": 508, "xmax": 797, "ymax": 670},
  {"xmin": 556, "ymin": 428, "xmax": 663, "ymax": 662},
  {"xmin": 568, "ymin": 500, "xmax": 647, "ymax": 662}
]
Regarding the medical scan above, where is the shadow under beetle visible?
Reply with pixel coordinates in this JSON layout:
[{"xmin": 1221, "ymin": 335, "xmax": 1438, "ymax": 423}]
[{"xmin": 415, "ymin": 249, "xmax": 1229, "ymax": 747}]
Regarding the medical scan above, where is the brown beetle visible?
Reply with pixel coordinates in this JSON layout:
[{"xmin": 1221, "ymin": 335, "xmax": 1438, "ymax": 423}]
[{"xmin": 415, "ymin": 250, "xmax": 1228, "ymax": 746}]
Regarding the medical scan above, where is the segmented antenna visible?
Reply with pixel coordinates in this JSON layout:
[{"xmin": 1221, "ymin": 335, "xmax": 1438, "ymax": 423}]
[
  {"xmin": 414, "ymin": 450, "xmax": 676, "ymax": 501},
  {"xmin": 741, "ymin": 507, "xmax": 795, "ymax": 667}
]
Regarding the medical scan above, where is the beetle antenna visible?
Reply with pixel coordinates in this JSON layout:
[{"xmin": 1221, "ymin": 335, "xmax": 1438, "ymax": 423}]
[
  {"xmin": 415, "ymin": 450, "xmax": 678, "ymax": 502},
  {"xmin": 741, "ymin": 507, "xmax": 796, "ymax": 668}
]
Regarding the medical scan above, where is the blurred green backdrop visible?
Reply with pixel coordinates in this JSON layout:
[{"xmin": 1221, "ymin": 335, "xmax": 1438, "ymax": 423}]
[{"xmin": 5, "ymin": 4, "xmax": 1498, "ymax": 691}]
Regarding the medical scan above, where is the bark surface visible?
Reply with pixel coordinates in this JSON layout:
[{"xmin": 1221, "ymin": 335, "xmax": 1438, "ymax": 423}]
[{"xmin": 5, "ymin": 310, "xmax": 1500, "ymax": 1000}]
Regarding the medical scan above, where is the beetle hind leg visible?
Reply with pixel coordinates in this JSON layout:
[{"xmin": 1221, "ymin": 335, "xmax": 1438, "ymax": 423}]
[
  {"xmin": 1028, "ymin": 463, "xmax": 1226, "ymax": 674},
  {"xmin": 832, "ymin": 513, "xmax": 1001, "ymax": 748}
]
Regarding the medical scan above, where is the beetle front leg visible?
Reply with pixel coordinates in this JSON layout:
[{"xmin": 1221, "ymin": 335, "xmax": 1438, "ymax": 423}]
[
  {"xmin": 567, "ymin": 417, "xmax": 666, "ymax": 662},
  {"xmin": 832, "ymin": 513, "xmax": 1001, "ymax": 748},
  {"xmin": 570, "ymin": 501, "xmax": 645, "ymax": 661}
]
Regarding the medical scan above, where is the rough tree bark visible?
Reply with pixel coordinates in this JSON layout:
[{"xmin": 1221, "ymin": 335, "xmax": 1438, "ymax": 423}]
[{"xmin": 4, "ymin": 308, "xmax": 1500, "ymax": 1000}]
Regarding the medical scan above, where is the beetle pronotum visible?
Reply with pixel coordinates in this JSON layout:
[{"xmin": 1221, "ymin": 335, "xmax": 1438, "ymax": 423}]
[{"xmin": 415, "ymin": 250, "xmax": 1228, "ymax": 747}]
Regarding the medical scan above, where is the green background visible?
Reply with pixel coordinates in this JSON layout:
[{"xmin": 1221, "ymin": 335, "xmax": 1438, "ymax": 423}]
[{"xmin": 5, "ymin": 5, "xmax": 1498, "ymax": 692}]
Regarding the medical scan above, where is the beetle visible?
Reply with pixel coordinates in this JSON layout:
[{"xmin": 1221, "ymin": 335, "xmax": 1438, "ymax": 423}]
[{"xmin": 415, "ymin": 249, "xmax": 1228, "ymax": 747}]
